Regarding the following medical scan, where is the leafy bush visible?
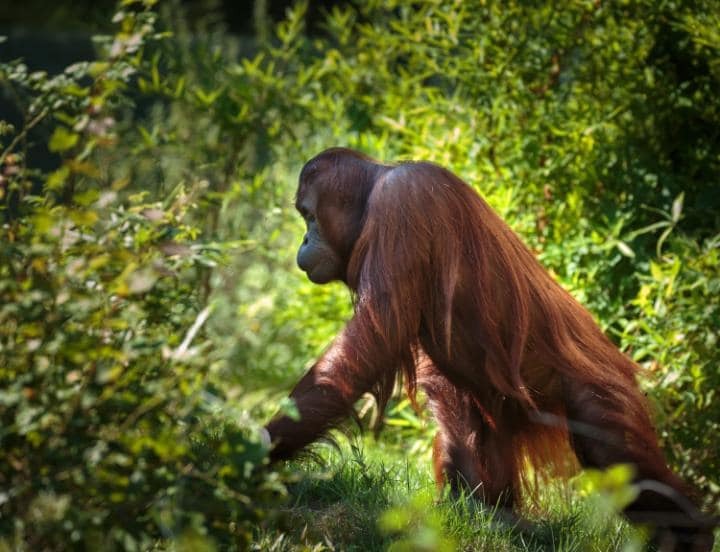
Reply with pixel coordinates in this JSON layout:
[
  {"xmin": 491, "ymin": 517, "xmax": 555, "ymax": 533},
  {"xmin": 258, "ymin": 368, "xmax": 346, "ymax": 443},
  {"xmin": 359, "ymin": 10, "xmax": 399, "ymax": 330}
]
[
  {"xmin": 0, "ymin": 3, "xmax": 283, "ymax": 549},
  {"xmin": 622, "ymin": 232, "xmax": 720, "ymax": 510}
]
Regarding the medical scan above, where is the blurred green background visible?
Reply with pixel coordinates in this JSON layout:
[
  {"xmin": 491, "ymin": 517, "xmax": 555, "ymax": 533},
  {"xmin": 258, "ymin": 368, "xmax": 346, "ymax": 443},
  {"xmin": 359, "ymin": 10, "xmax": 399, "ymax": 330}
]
[{"xmin": 1, "ymin": 0, "xmax": 718, "ymax": 549}]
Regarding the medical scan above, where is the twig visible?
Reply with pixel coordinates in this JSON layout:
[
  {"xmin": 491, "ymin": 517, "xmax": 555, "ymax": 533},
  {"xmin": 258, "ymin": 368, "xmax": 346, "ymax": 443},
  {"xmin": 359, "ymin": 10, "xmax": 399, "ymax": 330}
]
[
  {"xmin": 173, "ymin": 305, "xmax": 212, "ymax": 359},
  {"xmin": 0, "ymin": 107, "xmax": 49, "ymax": 167}
]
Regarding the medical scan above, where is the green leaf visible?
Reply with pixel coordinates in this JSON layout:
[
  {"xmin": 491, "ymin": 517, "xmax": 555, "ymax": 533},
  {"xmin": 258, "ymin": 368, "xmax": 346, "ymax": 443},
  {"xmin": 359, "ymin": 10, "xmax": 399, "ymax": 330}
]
[
  {"xmin": 48, "ymin": 127, "xmax": 80, "ymax": 152},
  {"xmin": 650, "ymin": 261, "xmax": 663, "ymax": 282},
  {"xmin": 194, "ymin": 87, "xmax": 222, "ymax": 106},
  {"xmin": 616, "ymin": 240, "xmax": 635, "ymax": 258},
  {"xmin": 46, "ymin": 166, "xmax": 70, "ymax": 190},
  {"xmin": 88, "ymin": 61, "xmax": 110, "ymax": 77},
  {"xmin": 69, "ymin": 209, "xmax": 99, "ymax": 227},
  {"xmin": 671, "ymin": 192, "xmax": 684, "ymax": 223},
  {"xmin": 75, "ymin": 189, "xmax": 100, "ymax": 206},
  {"xmin": 277, "ymin": 397, "xmax": 300, "ymax": 421},
  {"xmin": 61, "ymin": 83, "xmax": 89, "ymax": 97}
]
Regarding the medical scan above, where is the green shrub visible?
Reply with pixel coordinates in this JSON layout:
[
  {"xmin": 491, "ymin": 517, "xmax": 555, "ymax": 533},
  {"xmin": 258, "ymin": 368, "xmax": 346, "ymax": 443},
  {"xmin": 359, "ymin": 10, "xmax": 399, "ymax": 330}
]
[
  {"xmin": 622, "ymin": 233, "xmax": 720, "ymax": 510},
  {"xmin": 0, "ymin": 3, "xmax": 284, "ymax": 549}
]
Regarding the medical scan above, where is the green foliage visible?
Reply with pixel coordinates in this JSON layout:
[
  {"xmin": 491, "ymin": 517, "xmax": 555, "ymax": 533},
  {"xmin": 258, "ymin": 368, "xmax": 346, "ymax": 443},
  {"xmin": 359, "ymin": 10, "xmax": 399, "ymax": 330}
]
[
  {"xmin": 575, "ymin": 464, "xmax": 640, "ymax": 513},
  {"xmin": 0, "ymin": 2, "xmax": 283, "ymax": 549},
  {"xmin": 622, "ymin": 233, "xmax": 720, "ymax": 509},
  {"xmin": 2, "ymin": 0, "xmax": 719, "ymax": 548}
]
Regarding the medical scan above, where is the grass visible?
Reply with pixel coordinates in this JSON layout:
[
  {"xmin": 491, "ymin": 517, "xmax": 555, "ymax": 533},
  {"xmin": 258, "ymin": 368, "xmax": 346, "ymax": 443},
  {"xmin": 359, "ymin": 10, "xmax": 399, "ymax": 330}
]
[{"xmin": 251, "ymin": 432, "xmax": 660, "ymax": 551}]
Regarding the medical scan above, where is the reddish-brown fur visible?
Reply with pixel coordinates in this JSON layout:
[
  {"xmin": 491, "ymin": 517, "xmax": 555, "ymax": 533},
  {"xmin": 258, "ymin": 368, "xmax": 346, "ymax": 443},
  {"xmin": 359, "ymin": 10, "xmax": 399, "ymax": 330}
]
[{"xmin": 266, "ymin": 148, "xmax": 714, "ymax": 550}]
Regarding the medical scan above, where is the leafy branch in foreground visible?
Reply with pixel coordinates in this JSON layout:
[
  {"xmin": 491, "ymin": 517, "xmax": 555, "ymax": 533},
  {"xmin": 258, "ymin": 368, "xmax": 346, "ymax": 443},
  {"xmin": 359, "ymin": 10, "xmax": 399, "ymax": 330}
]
[{"xmin": 0, "ymin": 2, "xmax": 283, "ymax": 550}]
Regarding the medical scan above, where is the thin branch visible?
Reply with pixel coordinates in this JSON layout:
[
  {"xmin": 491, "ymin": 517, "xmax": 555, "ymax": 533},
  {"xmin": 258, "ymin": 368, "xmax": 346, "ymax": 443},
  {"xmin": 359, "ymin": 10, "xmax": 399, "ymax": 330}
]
[
  {"xmin": 0, "ymin": 107, "xmax": 49, "ymax": 166},
  {"xmin": 172, "ymin": 305, "xmax": 212, "ymax": 359}
]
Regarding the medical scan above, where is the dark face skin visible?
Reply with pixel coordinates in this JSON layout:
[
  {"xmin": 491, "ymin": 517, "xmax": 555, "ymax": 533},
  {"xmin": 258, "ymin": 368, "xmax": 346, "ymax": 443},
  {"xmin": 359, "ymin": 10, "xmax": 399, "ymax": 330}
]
[{"xmin": 296, "ymin": 184, "xmax": 344, "ymax": 284}]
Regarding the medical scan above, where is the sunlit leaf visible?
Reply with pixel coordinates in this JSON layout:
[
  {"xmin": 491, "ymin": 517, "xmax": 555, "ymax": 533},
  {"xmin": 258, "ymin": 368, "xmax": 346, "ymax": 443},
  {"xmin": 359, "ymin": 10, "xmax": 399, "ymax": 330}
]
[
  {"xmin": 616, "ymin": 240, "xmax": 635, "ymax": 258},
  {"xmin": 48, "ymin": 127, "xmax": 79, "ymax": 152},
  {"xmin": 671, "ymin": 192, "xmax": 684, "ymax": 223}
]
